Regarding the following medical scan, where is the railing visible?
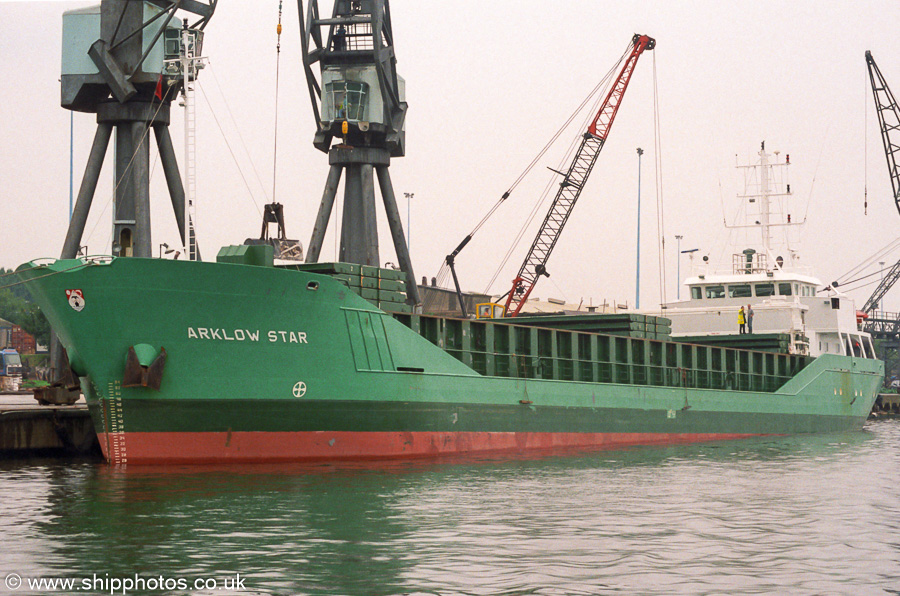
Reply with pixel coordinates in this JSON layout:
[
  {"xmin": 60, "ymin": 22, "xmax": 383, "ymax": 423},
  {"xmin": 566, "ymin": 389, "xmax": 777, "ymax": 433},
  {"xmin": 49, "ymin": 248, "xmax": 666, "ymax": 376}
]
[
  {"xmin": 864, "ymin": 312, "xmax": 900, "ymax": 337},
  {"xmin": 732, "ymin": 253, "xmax": 769, "ymax": 275},
  {"xmin": 685, "ymin": 262, "xmax": 814, "ymax": 279}
]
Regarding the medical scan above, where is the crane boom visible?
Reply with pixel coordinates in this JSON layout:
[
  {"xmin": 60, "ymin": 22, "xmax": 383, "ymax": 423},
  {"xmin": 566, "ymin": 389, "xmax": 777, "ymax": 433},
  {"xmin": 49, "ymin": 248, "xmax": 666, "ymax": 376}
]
[
  {"xmin": 503, "ymin": 34, "xmax": 655, "ymax": 317},
  {"xmin": 863, "ymin": 51, "xmax": 900, "ymax": 315}
]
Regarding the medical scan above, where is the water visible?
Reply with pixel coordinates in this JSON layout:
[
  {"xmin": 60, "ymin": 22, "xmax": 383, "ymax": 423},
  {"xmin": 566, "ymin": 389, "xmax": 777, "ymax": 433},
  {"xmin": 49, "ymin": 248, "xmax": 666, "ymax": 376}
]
[{"xmin": 3, "ymin": 421, "xmax": 900, "ymax": 596}]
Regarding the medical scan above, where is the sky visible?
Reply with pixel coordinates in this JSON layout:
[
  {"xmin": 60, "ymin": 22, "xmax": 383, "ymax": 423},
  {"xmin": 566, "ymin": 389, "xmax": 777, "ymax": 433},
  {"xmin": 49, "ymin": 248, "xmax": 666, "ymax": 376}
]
[{"xmin": 2, "ymin": 0, "xmax": 900, "ymax": 312}]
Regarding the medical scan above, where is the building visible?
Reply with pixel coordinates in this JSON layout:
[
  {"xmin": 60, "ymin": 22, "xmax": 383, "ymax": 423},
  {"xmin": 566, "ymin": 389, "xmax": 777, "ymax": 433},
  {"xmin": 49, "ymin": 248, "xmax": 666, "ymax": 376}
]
[{"xmin": 0, "ymin": 317, "xmax": 36, "ymax": 355}]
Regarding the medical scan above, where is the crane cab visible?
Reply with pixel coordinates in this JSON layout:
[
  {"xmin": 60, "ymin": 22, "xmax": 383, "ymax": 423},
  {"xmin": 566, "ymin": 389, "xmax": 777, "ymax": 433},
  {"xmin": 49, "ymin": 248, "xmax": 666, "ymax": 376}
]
[
  {"xmin": 320, "ymin": 66, "xmax": 405, "ymax": 134},
  {"xmin": 476, "ymin": 303, "xmax": 507, "ymax": 319}
]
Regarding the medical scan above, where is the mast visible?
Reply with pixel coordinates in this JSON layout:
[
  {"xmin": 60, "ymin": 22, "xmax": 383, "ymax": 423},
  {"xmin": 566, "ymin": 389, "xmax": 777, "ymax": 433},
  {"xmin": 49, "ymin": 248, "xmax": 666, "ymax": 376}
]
[
  {"xmin": 732, "ymin": 142, "xmax": 796, "ymax": 270},
  {"xmin": 178, "ymin": 19, "xmax": 205, "ymax": 261},
  {"xmin": 759, "ymin": 143, "xmax": 771, "ymax": 256}
]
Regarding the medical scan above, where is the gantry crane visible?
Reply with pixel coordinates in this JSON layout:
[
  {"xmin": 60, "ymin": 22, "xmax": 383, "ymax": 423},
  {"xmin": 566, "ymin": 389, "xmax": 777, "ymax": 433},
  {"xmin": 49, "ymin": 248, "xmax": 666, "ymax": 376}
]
[
  {"xmin": 299, "ymin": 0, "xmax": 419, "ymax": 306},
  {"xmin": 61, "ymin": 0, "xmax": 215, "ymax": 261},
  {"xmin": 503, "ymin": 34, "xmax": 655, "ymax": 317},
  {"xmin": 862, "ymin": 50, "xmax": 900, "ymax": 318}
]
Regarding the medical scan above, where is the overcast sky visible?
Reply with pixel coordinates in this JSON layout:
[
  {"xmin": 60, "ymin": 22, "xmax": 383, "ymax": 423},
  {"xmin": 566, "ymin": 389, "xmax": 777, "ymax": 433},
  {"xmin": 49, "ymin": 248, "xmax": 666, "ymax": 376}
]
[{"xmin": 3, "ymin": 0, "xmax": 900, "ymax": 311}]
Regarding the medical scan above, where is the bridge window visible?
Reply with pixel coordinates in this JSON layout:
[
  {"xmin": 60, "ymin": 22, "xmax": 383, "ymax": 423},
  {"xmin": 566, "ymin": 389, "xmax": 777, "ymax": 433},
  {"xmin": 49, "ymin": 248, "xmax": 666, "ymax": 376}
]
[
  {"xmin": 705, "ymin": 285, "xmax": 725, "ymax": 299},
  {"xmin": 728, "ymin": 284, "xmax": 752, "ymax": 298},
  {"xmin": 691, "ymin": 287, "xmax": 702, "ymax": 299},
  {"xmin": 778, "ymin": 282, "xmax": 792, "ymax": 296},
  {"xmin": 755, "ymin": 283, "xmax": 775, "ymax": 297}
]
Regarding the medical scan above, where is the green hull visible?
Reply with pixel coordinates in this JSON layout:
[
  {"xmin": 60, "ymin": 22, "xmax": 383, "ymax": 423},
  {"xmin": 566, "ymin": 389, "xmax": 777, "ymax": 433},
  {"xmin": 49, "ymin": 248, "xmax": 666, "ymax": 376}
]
[{"xmin": 17, "ymin": 257, "xmax": 883, "ymax": 464}]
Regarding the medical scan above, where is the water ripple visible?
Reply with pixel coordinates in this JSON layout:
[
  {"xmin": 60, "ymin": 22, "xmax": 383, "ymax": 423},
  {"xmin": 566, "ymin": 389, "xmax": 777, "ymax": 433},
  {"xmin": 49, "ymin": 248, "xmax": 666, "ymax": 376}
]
[{"xmin": 0, "ymin": 423, "xmax": 899, "ymax": 594}]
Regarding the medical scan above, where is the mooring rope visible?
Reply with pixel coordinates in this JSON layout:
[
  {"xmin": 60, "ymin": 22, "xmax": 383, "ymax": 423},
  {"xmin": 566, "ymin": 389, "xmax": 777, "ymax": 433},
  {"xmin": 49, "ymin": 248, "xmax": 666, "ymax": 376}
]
[{"xmin": 0, "ymin": 261, "xmax": 98, "ymax": 293}]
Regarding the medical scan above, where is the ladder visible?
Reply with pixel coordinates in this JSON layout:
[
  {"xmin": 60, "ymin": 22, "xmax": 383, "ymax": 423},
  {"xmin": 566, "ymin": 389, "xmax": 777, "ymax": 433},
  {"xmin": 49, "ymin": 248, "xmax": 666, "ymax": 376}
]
[{"xmin": 182, "ymin": 27, "xmax": 200, "ymax": 261}]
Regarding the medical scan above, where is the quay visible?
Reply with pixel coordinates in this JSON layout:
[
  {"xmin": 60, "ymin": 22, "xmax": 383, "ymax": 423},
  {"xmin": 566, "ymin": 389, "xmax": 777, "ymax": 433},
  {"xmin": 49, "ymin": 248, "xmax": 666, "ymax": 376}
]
[
  {"xmin": 0, "ymin": 393, "xmax": 100, "ymax": 458},
  {"xmin": 873, "ymin": 393, "xmax": 900, "ymax": 417}
]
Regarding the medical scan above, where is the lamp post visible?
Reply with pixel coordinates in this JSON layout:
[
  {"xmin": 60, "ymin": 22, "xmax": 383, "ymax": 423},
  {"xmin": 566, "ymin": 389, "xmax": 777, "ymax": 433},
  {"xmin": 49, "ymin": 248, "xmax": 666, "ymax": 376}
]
[
  {"xmin": 675, "ymin": 235, "xmax": 683, "ymax": 299},
  {"xmin": 159, "ymin": 243, "xmax": 177, "ymax": 259},
  {"xmin": 636, "ymin": 148, "xmax": 643, "ymax": 309},
  {"xmin": 404, "ymin": 192, "xmax": 414, "ymax": 254},
  {"xmin": 680, "ymin": 246, "xmax": 699, "ymax": 300},
  {"xmin": 880, "ymin": 261, "xmax": 886, "ymax": 316}
]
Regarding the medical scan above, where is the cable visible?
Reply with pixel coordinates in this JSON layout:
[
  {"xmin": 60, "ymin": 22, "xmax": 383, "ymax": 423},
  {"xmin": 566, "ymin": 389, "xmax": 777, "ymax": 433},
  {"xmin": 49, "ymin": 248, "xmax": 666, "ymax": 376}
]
[
  {"xmin": 546, "ymin": 275, "xmax": 568, "ymax": 303},
  {"xmin": 841, "ymin": 274, "xmax": 885, "ymax": 295},
  {"xmin": 197, "ymin": 83, "xmax": 264, "ymax": 216},
  {"xmin": 481, "ymin": 45, "xmax": 632, "ymax": 294},
  {"xmin": 797, "ymin": 126, "xmax": 829, "ymax": 247},
  {"xmin": 272, "ymin": 0, "xmax": 283, "ymax": 204},
  {"xmin": 502, "ymin": 51, "xmax": 626, "ymax": 198},
  {"xmin": 0, "ymin": 264, "xmax": 46, "ymax": 283},
  {"xmin": 836, "ymin": 236, "xmax": 900, "ymax": 284},
  {"xmin": 433, "ymin": 40, "xmax": 632, "ymax": 293},
  {"xmin": 483, "ymin": 156, "xmax": 560, "ymax": 294},
  {"xmin": 206, "ymin": 63, "xmax": 270, "ymax": 203},
  {"xmin": 0, "ymin": 262, "xmax": 96, "ymax": 293},
  {"xmin": 841, "ymin": 265, "xmax": 890, "ymax": 288},
  {"xmin": 653, "ymin": 52, "xmax": 667, "ymax": 307}
]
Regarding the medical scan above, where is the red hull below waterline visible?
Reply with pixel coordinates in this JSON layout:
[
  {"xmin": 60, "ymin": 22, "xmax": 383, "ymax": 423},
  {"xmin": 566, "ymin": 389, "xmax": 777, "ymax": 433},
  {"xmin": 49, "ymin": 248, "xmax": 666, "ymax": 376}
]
[{"xmin": 96, "ymin": 430, "xmax": 767, "ymax": 464}]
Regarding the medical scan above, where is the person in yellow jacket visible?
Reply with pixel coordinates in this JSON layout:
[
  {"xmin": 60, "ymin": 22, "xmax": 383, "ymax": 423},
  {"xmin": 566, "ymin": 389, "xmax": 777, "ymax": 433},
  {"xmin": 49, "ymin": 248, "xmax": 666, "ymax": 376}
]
[{"xmin": 738, "ymin": 306, "xmax": 746, "ymax": 334}]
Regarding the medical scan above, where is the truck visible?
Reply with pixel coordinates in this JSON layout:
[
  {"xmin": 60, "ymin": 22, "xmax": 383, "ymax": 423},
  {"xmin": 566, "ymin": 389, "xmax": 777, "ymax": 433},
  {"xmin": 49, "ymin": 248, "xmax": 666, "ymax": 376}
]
[{"xmin": 1, "ymin": 348, "xmax": 23, "ymax": 392}]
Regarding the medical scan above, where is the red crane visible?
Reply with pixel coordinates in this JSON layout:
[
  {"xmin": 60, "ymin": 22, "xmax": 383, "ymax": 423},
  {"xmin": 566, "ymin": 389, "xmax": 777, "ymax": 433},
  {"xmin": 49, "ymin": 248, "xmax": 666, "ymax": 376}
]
[{"xmin": 504, "ymin": 34, "xmax": 655, "ymax": 317}]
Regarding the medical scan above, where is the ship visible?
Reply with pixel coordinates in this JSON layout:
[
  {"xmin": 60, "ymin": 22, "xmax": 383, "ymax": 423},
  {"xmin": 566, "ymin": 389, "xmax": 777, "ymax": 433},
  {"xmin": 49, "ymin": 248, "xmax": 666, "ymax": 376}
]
[
  {"xmin": 15, "ymin": 2, "xmax": 882, "ymax": 464},
  {"xmin": 16, "ymin": 249, "xmax": 882, "ymax": 464}
]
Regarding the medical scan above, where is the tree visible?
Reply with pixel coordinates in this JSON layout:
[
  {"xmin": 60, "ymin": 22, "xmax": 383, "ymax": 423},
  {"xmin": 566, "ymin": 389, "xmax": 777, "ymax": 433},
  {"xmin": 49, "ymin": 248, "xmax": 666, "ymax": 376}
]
[
  {"xmin": 0, "ymin": 268, "xmax": 33, "ymax": 301},
  {"xmin": 0, "ymin": 268, "xmax": 50, "ymax": 346}
]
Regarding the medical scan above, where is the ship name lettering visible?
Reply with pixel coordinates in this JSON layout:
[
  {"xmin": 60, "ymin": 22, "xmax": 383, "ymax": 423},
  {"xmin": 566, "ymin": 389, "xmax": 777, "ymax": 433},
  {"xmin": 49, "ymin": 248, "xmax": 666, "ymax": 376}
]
[
  {"xmin": 187, "ymin": 327, "xmax": 264, "ymax": 342},
  {"xmin": 268, "ymin": 330, "xmax": 308, "ymax": 344}
]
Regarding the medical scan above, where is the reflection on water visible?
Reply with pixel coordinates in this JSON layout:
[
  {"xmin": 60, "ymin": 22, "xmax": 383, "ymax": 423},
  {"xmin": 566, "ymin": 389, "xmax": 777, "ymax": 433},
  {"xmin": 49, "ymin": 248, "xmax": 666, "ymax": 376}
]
[{"xmin": 2, "ymin": 423, "xmax": 899, "ymax": 595}]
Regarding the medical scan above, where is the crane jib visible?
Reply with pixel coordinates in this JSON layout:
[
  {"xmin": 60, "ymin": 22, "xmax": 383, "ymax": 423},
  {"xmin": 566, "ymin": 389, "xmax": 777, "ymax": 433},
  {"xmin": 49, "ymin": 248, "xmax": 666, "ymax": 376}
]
[
  {"xmin": 588, "ymin": 35, "xmax": 655, "ymax": 139},
  {"xmin": 503, "ymin": 34, "xmax": 655, "ymax": 318},
  {"xmin": 862, "ymin": 51, "xmax": 900, "ymax": 317}
]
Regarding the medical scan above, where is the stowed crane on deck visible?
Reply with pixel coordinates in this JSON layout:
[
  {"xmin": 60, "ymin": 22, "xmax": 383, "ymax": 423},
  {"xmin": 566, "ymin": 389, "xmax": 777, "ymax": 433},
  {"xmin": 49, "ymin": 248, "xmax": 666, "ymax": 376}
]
[
  {"xmin": 861, "ymin": 51, "xmax": 900, "ymax": 326},
  {"xmin": 503, "ymin": 34, "xmax": 655, "ymax": 317}
]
